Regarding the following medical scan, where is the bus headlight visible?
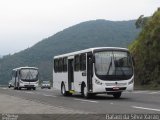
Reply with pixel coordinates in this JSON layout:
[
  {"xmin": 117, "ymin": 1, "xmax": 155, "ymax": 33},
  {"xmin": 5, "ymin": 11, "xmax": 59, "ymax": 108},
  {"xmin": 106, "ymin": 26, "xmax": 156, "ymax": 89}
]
[
  {"xmin": 95, "ymin": 79, "xmax": 102, "ymax": 85},
  {"xmin": 128, "ymin": 79, "xmax": 134, "ymax": 85}
]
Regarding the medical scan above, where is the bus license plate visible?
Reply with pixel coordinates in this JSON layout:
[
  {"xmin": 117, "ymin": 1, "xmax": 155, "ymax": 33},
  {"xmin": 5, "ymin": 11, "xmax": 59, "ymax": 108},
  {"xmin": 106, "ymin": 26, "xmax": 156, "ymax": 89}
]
[{"xmin": 113, "ymin": 87, "xmax": 119, "ymax": 90}]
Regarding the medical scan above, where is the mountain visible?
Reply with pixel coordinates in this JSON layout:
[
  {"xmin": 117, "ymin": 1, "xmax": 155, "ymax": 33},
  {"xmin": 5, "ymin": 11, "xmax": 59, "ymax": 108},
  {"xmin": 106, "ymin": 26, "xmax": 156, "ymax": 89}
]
[
  {"xmin": 129, "ymin": 9, "xmax": 160, "ymax": 88},
  {"xmin": 0, "ymin": 19, "xmax": 140, "ymax": 84}
]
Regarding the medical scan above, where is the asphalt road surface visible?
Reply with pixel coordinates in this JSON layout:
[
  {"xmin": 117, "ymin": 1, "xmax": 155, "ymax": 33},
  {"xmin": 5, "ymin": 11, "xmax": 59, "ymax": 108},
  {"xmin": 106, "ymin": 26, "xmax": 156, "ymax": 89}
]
[{"xmin": 0, "ymin": 87, "xmax": 160, "ymax": 120}]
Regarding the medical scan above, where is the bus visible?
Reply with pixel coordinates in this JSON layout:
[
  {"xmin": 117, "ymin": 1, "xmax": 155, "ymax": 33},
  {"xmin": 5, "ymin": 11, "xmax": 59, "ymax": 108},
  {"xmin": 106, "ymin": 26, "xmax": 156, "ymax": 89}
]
[
  {"xmin": 53, "ymin": 47, "xmax": 134, "ymax": 98},
  {"xmin": 11, "ymin": 67, "xmax": 39, "ymax": 90}
]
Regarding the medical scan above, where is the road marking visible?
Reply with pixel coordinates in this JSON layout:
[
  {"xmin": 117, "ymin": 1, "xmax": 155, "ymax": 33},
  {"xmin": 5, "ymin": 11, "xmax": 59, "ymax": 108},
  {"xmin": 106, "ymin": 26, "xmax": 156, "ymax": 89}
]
[
  {"xmin": 148, "ymin": 91, "xmax": 160, "ymax": 94},
  {"xmin": 16, "ymin": 90, "xmax": 21, "ymax": 92},
  {"xmin": 25, "ymin": 91, "xmax": 34, "ymax": 94},
  {"xmin": 74, "ymin": 99, "xmax": 98, "ymax": 103},
  {"xmin": 43, "ymin": 94, "xmax": 57, "ymax": 97},
  {"xmin": 2, "ymin": 88, "xmax": 8, "ymax": 90},
  {"xmin": 124, "ymin": 91, "xmax": 160, "ymax": 95},
  {"xmin": 132, "ymin": 106, "xmax": 160, "ymax": 112},
  {"xmin": 124, "ymin": 91, "xmax": 149, "ymax": 94},
  {"xmin": 133, "ymin": 91, "xmax": 149, "ymax": 94}
]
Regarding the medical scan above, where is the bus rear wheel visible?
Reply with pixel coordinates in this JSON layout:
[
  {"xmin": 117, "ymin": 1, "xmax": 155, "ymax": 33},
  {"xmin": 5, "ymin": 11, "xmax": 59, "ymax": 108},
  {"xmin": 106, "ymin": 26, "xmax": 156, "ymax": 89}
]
[
  {"xmin": 113, "ymin": 92, "xmax": 121, "ymax": 99},
  {"xmin": 61, "ymin": 83, "xmax": 72, "ymax": 96},
  {"xmin": 61, "ymin": 83, "xmax": 67, "ymax": 96}
]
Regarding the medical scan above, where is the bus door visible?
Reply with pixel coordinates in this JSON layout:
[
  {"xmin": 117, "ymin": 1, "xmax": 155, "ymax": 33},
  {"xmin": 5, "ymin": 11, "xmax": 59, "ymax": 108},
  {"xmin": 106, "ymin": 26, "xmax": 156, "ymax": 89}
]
[
  {"xmin": 87, "ymin": 52, "xmax": 93, "ymax": 92},
  {"xmin": 68, "ymin": 59, "xmax": 74, "ymax": 90},
  {"xmin": 14, "ymin": 71, "xmax": 18, "ymax": 88}
]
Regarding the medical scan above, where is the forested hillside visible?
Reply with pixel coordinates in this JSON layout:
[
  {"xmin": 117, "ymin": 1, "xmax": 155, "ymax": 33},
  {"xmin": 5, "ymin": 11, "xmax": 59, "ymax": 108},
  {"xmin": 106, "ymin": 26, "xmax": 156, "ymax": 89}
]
[
  {"xmin": 0, "ymin": 20, "xmax": 140, "ymax": 84},
  {"xmin": 130, "ymin": 9, "xmax": 160, "ymax": 88}
]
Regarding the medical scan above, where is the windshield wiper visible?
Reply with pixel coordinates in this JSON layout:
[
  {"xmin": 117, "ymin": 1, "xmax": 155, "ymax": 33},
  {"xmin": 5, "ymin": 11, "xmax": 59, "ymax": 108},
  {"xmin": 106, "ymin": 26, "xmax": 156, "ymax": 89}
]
[
  {"xmin": 29, "ymin": 70, "xmax": 34, "ymax": 79},
  {"xmin": 24, "ymin": 71, "xmax": 30, "ymax": 80},
  {"xmin": 107, "ymin": 57, "xmax": 112, "ymax": 75},
  {"xmin": 24, "ymin": 70, "xmax": 34, "ymax": 80}
]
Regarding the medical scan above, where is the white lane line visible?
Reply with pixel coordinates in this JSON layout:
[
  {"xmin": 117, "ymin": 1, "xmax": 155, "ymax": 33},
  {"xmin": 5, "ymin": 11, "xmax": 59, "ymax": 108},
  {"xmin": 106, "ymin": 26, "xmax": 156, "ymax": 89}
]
[
  {"xmin": 132, "ymin": 91, "xmax": 149, "ymax": 94},
  {"xmin": 132, "ymin": 106, "xmax": 160, "ymax": 112},
  {"xmin": 124, "ymin": 91, "xmax": 160, "ymax": 94},
  {"xmin": 35, "ymin": 92, "xmax": 57, "ymax": 97},
  {"xmin": 74, "ymin": 99, "xmax": 98, "ymax": 103},
  {"xmin": 25, "ymin": 91, "xmax": 35, "ymax": 94},
  {"xmin": 2, "ymin": 88, "xmax": 8, "ymax": 90},
  {"xmin": 43, "ymin": 94, "xmax": 57, "ymax": 97},
  {"xmin": 148, "ymin": 91, "xmax": 160, "ymax": 94}
]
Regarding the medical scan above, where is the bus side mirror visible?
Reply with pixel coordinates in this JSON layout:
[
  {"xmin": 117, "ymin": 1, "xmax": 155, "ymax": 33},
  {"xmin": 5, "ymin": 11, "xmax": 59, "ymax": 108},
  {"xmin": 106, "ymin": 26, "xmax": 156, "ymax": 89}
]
[{"xmin": 92, "ymin": 56, "xmax": 95, "ymax": 63}]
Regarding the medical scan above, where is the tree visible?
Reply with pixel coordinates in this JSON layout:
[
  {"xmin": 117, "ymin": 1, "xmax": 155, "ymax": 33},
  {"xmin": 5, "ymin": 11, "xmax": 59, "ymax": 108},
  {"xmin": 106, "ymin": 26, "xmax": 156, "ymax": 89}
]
[{"xmin": 135, "ymin": 15, "xmax": 148, "ymax": 29}]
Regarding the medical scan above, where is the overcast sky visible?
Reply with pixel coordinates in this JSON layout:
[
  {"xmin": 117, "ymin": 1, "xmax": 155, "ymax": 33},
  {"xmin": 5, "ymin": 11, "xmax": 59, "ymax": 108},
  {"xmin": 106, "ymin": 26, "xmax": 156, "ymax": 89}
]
[{"xmin": 0, "ymin": 0, "xmax": 159, "ymax": 55}]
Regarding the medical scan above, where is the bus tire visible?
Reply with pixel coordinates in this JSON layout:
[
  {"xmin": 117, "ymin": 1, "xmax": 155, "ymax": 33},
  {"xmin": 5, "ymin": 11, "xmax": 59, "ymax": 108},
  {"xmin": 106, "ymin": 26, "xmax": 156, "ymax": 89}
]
[
  {"xmin": 27, "ymin": 88, "xmax": 31, "ymax": 90},
  {"xmin": 113, "ymin": 92, "xmax": 121, "ymax": 99},
  {"xmin": 33, "ymin": 87, "xmax": 36, "ymax": 90},
  {"xmin": 14, "ymin": 87, "xmax": 17, "ymax": 90},
  {"xmin": 61, "ymin": 83, "xmax": 67, "ymax": 96},
  {"xmin": 82, "ymin": 85, "xmax": 90, "ymax": 99}
]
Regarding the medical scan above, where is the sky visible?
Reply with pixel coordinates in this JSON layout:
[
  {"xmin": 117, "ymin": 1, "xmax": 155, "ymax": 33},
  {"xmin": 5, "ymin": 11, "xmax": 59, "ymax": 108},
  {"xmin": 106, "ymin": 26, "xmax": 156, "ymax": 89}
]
[{"xmin": 0, "ymin": 0, "xmax": 159, "ymax": 55}]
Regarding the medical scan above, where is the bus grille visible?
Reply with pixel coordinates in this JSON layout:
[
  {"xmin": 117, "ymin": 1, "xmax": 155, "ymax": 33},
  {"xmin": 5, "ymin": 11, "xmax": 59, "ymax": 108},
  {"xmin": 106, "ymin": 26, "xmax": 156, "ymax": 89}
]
[
  {"xmin": 106, "ymin": 87, "xmax": 126, "ymax": 91},
  {"xmin": 24, "ymin": 85, "xmax": 34, "ymax": 87},
  {"xmin": 105, "ymin": 82, "xmax": 127, "ymax": 86}
]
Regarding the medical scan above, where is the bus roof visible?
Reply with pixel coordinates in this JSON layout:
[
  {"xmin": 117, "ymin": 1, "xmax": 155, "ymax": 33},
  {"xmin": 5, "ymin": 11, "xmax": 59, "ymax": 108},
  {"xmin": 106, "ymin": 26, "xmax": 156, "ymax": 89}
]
[
  {"xmin": 13, "ymin": 67, "xmax": 38, "ymax": 71},
  {"xmin": 54, "ymin": 47, "xmax": 129, "ymax": 59}
]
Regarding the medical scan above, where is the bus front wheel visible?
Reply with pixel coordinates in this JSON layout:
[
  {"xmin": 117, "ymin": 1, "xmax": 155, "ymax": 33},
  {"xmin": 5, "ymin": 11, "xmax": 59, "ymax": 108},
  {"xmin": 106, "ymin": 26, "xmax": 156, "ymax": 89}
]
[
  {"xmin": 82, "ymin": 85, "xmax": 91, "ymax": 99},
  {"xmin": 33, "ymin": 87, "xmax": 36, "ymax": 90},
  {"xmin": 113, "ymin": 92, "xmax": 121, "ymax": 99},
  {"xmin": 14, "ymin": 87, "xmax": 17, "ymax": 90}
]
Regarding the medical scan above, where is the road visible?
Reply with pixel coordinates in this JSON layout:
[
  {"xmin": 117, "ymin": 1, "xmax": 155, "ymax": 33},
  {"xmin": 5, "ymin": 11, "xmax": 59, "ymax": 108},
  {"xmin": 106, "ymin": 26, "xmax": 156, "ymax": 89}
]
[{"xmin": 0, "ymin": 87, "xmax": 160, "ymax": 119}]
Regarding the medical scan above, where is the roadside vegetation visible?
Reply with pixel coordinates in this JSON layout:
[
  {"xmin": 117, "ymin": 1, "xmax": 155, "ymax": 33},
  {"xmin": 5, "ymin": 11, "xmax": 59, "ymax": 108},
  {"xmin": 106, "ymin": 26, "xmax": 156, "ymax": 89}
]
[{"xmin": 129, "ymin": 8, "xmax": 160, "ymax": 89}]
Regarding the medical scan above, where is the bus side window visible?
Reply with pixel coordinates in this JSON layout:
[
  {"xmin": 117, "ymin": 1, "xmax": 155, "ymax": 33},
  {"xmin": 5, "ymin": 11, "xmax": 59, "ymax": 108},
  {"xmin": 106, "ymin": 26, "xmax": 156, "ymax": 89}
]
[
  {"xmin": 18, "ymin": 70, "xmax": 20, "ymax": 78},
  {"xmin": 54, "ymin": 59, "xmax": 58, "ymax": 73},
  {"xmin": 58, "ymin": 58, "xmax": 63, "ymax": 72},
  {"xmin": 80, "ymin": 54, "xmax": 86, "ymax": 71},
  {"xmin": 74, "ymin": 55, "xmax": 80, "ymax": 71},
  {"xmin": 63, "ymin": 57, "xmax": 67, "ymax": 72}
]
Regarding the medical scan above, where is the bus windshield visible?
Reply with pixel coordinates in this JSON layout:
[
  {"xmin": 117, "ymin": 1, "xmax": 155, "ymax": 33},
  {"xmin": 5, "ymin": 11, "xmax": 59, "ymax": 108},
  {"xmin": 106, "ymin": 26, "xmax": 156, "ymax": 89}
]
[
  {"xmin": 20, "ymin": 69, "xmax": 38, "ymax": 81},
  {"xmin": 95, "ymin": 51, "xmax": 133, "ymax": 80}
]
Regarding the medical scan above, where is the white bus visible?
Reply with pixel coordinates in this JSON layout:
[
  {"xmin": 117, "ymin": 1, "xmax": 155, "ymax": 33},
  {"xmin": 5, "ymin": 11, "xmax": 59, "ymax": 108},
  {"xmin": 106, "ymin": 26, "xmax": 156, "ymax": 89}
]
[
  {"xmin": 53, "ymin": 47, "xmax": 134, "ymax": 98},
  {"xmin": 11, "ymin": 67, "xmax": 39, "ymax": 90}
]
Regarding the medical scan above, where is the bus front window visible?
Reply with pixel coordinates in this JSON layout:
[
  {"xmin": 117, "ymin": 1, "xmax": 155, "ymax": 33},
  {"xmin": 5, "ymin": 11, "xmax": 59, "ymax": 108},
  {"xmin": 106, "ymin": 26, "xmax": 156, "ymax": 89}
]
[
  {"xmin": 20, "ymin": 69, "xmax": 38, "ymax": 81},
  {"xmin": 95, "ymin": 51, "xmax": 133, "ymax": 80}
]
